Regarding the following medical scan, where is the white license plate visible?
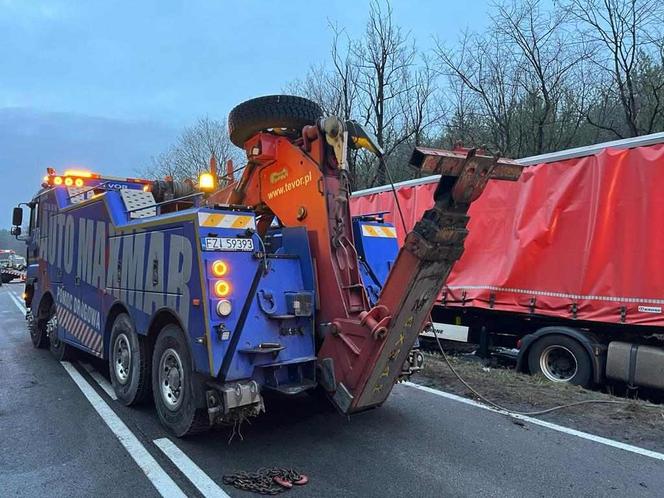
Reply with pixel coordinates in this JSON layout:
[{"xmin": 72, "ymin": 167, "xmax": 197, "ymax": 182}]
[{"xmin": 204, "ymin": 237, "xmax": 254, "ymax": 252}]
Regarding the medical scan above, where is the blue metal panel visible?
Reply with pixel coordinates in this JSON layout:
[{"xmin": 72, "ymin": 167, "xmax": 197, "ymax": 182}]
[
  {"xmin": 352, "ymin": 216, "xmax": 399, "ymax": 305},
  {"xmin": 201, "ymin": 222, "xmax": 316, "ymax": 381}
]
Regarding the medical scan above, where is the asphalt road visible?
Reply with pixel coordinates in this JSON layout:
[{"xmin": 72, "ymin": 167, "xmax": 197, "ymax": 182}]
[{"xmin": 1, "ymin": 282, "xmax": 662, "ymax": 498}]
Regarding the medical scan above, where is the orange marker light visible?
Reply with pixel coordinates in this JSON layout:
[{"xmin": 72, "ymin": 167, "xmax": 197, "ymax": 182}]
[
  {"xmin": 64, "ymin": 177, "xmax": 74, "ymax": 186},
  {"xmin": 199, "ymin": 172, "xmax": 215, "ymax": 191},
  {"xmin": 53, "ymin": 176, "xmax": 63, "ymax": 185},
  {"xmin": 63, "ymin": 169, "xmax": 92, "ymax": 178},
  {"xmin": 74, "ymin": 178, "xmax": 84, "ymax": 187},
  {"xmin": 211, "ymin": 260, "xmax": 228, "ymax": 277},
  {"xmin": 214, "ymin": 280, "xmax": 231, "ymax": 298}
]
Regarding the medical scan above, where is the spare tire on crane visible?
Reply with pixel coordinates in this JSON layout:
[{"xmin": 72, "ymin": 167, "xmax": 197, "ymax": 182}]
[{"xmin": 228, "ymin": 95, "xmax": 324, "ymax": 148}]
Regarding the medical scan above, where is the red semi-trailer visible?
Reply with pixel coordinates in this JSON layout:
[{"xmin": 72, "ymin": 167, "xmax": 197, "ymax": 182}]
[{"xmin": 351, "ymin": 132, "xmax": 664, "ymax": 392}]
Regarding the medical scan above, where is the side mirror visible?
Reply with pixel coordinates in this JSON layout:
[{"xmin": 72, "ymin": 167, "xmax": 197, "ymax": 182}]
[
  {"xmin": 12, "ymin": 206, "xmax": 23, "ymax": 227},
  {"xmin": 10, "ymin": 226, "xmax": 21, "ymax": 236},
  {"xmin": 346, "ymin": 120, "xmax": 384, "ymax": 157}
]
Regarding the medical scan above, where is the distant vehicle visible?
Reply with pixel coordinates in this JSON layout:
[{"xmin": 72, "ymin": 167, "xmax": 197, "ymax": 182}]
[
  {"xmin": 0, "ymin": 249, "xmax": 26, "ymax": 284},
  {"xmin": 351, "ymin": 132, "xmax": 664, "ymax": 394}
]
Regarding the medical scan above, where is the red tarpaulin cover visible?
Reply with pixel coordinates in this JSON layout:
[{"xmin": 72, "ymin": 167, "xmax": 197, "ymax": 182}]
[{"xmin": 350, "ymin": 144, "xmax": 664, "ymax": 327}]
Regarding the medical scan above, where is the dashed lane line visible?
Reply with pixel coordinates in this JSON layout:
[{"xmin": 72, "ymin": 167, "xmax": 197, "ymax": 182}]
[
  {"xmin": 61, "ymin": 362, "xmax": 187, "ymax": 498},
  {"xmin": 7, "ymin": 289, "xmax": 26, "ymax": 313},
  {"xmin": 403, "ymin": 381, "xmax": 664, "ymax": 463},
  {"xmin": 3, "ymin": 290, "xmax": 187, "ymax": 497},
  {"xmin": 81, "ymin": 362, "xmax": 118, "ymax": 400},
  {"xmin": 154, "ymin": 438, "xmax": 231, "ymax": 498}
]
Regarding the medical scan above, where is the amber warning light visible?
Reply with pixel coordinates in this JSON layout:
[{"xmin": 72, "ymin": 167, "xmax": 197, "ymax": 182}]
[{"xmin": 214, "ymin": 280, "xmax": 231, "ymax": 298}]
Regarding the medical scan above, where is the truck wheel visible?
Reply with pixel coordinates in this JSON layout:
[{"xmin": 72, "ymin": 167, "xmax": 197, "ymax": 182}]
[
  {"xmin": 30, "ymin": 309, "xmax": 49, "ymax": 349},
  {"xmin": 48, "ymin": 304, "xmax": 74, "ymax": 361},
  {"xmin": 228, "ymin": 95, "xmax": 323, "ymax": 147},
  {"xmin": 109, "ymin": 313, "xmax": 151, "ymax": 406},
  {"xmin": 152, "ymin": 324, "xmax": 210, "ymax": 437},
  {"xmin": 527, "ymin": 334, "xmax": 592, "ymax": 387}
]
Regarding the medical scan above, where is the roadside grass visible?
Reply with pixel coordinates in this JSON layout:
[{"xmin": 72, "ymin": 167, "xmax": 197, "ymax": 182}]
[{"xmin": 414, "ymin": 352, "xmax": 664, "ymax": 447}]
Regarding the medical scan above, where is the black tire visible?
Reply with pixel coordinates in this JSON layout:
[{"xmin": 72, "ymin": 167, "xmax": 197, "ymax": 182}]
[
  {"xmin": 228, "ymin": 95, "xmax": 323, "ymax": 147},
  {"xmin": 30, "ymin": 303, "xmax": 49, "ymax": 349},
  {"xmin": 49, "ymin": 303, "xmax": 75, "ymax": 361},
  {"xmin": 527, "ymin": 334, "xmax": 592, "ymax": 387},
  {"xmin": 152, "ymin": 324, "xmax": 210, "ymax": 437},
  {"xmin": 109, "ymin": 313, "xmax": 151, "ymax": 406}
]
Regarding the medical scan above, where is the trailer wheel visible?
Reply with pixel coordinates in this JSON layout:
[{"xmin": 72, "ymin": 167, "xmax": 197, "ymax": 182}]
[
  {"xmin": 527, "ymin": 334, "xmax": 592, "ymax": 387},
  {"xmin": 48, "ymin": 304, "xmax": 74, "ymax": 361},
  {"xmin": 152, "ymin": 324, "xmax": 210, "ymax": 437},
  {"xmin": 228, "ymin": 95, "xmax": 323, "ymax": 147},
  {"xmin": 109, "ymin": 313, "xmax": 151, "ymax": 406}
]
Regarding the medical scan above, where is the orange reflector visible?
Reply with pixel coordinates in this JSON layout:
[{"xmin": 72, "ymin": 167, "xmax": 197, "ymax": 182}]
[
  {"xmin": 143, "ymin": 184, "xmax": 150, "ymax": 192},
  {"xmin": 75, "ymin": 178, "xmax": 84, "ymax": 187},
  {"xmin": 53, "ymin": 176, "xmax": 63, "ymax": 185},
  {"xmin": 214, "ymin": 280, "xmax": 231, "ymax": 298},
  {"xmin": 211, "ymin": 260, "xmax": 228, "ymax": 277}
]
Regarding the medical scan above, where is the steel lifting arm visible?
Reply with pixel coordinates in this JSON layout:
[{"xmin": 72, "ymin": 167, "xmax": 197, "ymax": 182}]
[
  {"xmin": 317, "ymin": 147, "xmax": 523, "ymax": 413},
  {"xmin": 206, "ymin": 110, "xmax": 522, "ymax": 415}
]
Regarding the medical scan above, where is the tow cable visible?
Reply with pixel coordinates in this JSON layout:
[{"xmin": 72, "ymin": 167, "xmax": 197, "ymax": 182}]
[{"xmin": 222, "ymin": 467, "xmax": 309, "ymax": 495}]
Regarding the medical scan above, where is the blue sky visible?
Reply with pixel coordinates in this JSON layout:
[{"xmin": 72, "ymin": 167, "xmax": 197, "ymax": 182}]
[{"xmin": 0, "ymin": 0, "xmax": 492, "ymax": 225}]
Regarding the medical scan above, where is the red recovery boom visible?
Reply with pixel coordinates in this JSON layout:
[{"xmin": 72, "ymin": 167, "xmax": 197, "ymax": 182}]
[{"xmin": 209, "ymin": 96, "xmax": 523, "ymax": 414}]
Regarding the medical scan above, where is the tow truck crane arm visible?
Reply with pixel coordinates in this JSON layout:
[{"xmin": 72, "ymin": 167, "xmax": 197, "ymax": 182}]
[{"xmin": 209, "ymin": 95, "xmax": 523, "ymax": 414}]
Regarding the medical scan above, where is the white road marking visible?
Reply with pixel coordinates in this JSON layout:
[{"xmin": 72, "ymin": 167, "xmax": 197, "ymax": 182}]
[
  {"xmin": 403, "ymin": 381, "xmax": 664, "ymax": 463},
  {"xmin": 81, "ymin": 362, "xmax": 118, "ymax": 400},
  {"xmin": 7, "ymin": 290, "xmax": 26, "ymax": 313},
  {"xmin": 61, "ymin": 362, "xmax": 187, "ymax": 498},
  {"xmin": 154, "ymin": 438, "xmax": 231, "ymax": 498}
]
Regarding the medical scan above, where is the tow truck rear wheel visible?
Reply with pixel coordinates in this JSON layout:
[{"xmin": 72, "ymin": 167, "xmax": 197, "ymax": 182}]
[
  {"xmin": 152, "ymin": 324, "xmax": 210, "ymax": 437},
  {"xmin": 109, "ymin": 313, "xmax": 151, "ymax": 406},
  {"xmin": 48, "ymin": 304, "xmax": 74, "ymax": 361},
  {"xmin": 228, "ymin": 95, "xmax": 323, "ymax": 147}
]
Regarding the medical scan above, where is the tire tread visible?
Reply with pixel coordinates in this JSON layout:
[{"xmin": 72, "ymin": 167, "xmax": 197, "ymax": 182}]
[{"xmin": 228, "ymin": 95, "xmax": 323, "ymax": 147}]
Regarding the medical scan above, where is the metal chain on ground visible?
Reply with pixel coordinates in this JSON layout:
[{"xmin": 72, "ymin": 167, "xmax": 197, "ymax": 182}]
[
  {"xmin": 222, "ymin": 467, "xmax": 307, "ymax": 495},
  {"xmin": 428, "ymin": 326, "xmax": 661, "ymax": 416}
]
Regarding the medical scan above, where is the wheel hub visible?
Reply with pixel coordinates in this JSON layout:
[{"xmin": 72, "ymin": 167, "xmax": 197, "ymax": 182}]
[
  {"xmin": 113, "ymin": 333, "xmax": 132, "ymax": 385},
  {"xmin": 159, "ymin": 348, "xmax": 184, "ymax": 411},
  {"xmin": 540, "ymin": 345, "xmax": 578, "ymax": 382}
]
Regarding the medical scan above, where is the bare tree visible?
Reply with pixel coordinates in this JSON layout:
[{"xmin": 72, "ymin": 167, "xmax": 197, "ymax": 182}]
[
  {"xmin": 436, "ymin": 29, "xmax": 523, "ymax": 155},
  {"xmin": 568, "ymin": 0, "xmax": 664, "ymax": 137},
  {"xmin": 352, "ymin": 0, "xmax": 418, "ymax": 185},
  {"xmin": 494, "ymin": 0, "xmax": 590, "ymax": 154},
  {"xmin": 141, "ymin": 116, "xmax": 241, "ymax": 181},
  {"xmin": 288, "ymin": 0, "xmax": 443, "ymax": 188}
]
